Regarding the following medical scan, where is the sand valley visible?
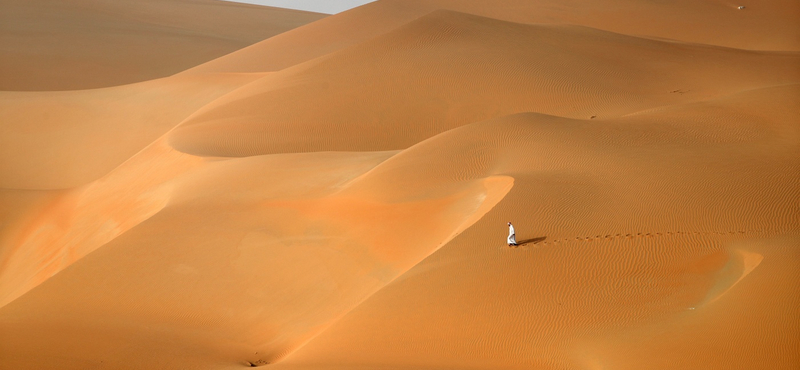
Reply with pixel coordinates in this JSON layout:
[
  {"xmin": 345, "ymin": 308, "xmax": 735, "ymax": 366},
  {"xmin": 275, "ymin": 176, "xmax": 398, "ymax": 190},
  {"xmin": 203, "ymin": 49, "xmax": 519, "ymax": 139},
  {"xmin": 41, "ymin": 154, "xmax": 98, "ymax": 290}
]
[{"xmin": 0, "ymin": 0, "xmax": 798, "ymax": 369}]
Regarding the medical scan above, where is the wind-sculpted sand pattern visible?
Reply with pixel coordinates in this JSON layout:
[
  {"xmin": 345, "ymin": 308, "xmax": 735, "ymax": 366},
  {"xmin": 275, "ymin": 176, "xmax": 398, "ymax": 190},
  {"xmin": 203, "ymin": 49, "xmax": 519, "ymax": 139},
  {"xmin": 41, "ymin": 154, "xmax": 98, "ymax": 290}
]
[
  {"xmin": 536, "ymin": 229, "xmax": 772, "ymax": 246},
  {"xmin": 0, "ymin": 0, "xmax": 325, "ymax": 91},
  {"xmin": 0, "ymin": 0, "xmax": 798, "ymax": 369},
  {"xmin": 169, "ymin": 11, "xmax": 798, "ymax": 158}
]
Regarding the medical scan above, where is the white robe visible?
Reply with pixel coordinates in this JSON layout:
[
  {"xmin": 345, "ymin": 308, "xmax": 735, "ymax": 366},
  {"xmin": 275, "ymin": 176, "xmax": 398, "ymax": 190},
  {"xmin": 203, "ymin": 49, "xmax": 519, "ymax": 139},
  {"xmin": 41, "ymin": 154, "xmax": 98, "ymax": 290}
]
[{"xmin": 507, "ymin": 224, "xmax": 517, "ymax": 245}]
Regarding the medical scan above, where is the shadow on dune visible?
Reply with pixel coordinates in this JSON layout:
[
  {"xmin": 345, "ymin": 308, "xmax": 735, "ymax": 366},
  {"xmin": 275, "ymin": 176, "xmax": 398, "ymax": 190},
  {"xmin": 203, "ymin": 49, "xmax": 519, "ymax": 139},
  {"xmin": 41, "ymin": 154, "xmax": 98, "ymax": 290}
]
[{"xmin": 515, "ymin": 236, "xmax": 547, "ymax": 246}]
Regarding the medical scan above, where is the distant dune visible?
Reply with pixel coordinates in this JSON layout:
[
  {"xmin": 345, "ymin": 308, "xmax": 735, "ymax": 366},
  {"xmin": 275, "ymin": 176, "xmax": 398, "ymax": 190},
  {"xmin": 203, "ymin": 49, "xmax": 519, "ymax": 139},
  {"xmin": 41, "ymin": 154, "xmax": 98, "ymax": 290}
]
[
  {"xmin": 0, "ymin": 0, "xmax": 798, "ymax": 369},
  {"xmin": 171, "ymin": 10, "xmax": 798, "ymax": 157},
  {"xmin": 0, "ymin": 0, "xmax": 325, "ymax": 91},
  {"xmin": 186, "ymin": 0, "xmax": 800, "ymax": 75}
]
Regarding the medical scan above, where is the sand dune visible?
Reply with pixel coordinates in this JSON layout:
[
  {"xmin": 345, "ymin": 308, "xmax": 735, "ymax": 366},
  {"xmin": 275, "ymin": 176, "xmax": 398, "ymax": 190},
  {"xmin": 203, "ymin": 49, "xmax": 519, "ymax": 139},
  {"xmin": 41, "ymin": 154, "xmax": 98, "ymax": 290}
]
[
  {"xmin": 0, "ymin": 73, "xmax": 263, "ymax": 189},
  {"xmin": 187, "ymin": 0, "xmax": 800, "ymax": 75},
  {"xmin": 0, "ymin": 0, "xmax": 324, "ymax": 91},
  {"xmin": 270, "ymin": 97, "xmax": 798, "ymax": 369},
  {"xmin": 0, "ymin": 140, "xmax": 512, "ymax": 367},
  {"xmin": 0, "ymin": 0, "xmax": 798, "ymax": 369},
  {"xmin": 170, "ymin": 10, "xmax": 799, "ymax": 157}
]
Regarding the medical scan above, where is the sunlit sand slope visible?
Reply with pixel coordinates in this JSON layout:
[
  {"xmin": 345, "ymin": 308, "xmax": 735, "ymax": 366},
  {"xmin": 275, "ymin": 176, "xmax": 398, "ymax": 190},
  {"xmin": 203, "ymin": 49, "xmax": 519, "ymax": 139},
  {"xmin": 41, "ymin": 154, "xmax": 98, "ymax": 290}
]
[
  {"xmin": 271, "ymin": 90, "xmax": 798, "ymax": 369},
  {"xmin": 170, "ymin": 10, "xmax": 798, "ymax": 157},
  {"xmin": 0, "ymin": 0, "xmax": 325, "ymax": 90},
  {"xmin": 0, "ymin": 137, "xmax": 513, "ymax": 367},
  {"xmin": 187, "ymin": 0, "xmax": 799, "ymax": 75},
  {"xmin": 0, "ymin": 73, "xmax": 263, "ymax": 189},
  {"xmin": 0, "ymin": 0, "xmax": 798, "ymax": 369},
  {"xmin": 1, "ymin": 86, "xmax": 797, "ymax": 367}
]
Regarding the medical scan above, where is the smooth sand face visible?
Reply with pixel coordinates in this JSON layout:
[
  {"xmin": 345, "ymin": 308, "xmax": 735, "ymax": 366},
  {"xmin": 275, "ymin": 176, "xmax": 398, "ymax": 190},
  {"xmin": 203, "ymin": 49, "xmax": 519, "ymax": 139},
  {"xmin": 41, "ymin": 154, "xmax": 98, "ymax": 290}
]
[
  {"xmin": 0, "ymin": 0, "xmax": 798, "ymax": 369},
  {"xmin": 186, "ymin": 0, "xmax": 800, "ymax": 75},
  {"xmin": 0, "ymin": 0, "xmax": 325, "ymax": 91}
]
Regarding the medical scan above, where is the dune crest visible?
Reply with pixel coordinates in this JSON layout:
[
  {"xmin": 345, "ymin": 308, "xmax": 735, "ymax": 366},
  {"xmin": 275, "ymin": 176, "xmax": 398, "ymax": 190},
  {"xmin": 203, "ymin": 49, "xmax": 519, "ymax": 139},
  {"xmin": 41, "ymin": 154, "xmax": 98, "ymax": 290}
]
[
  {"xmin": 0, "ymin": 146, "xmax": 514, "ymax": 368},
  {"xmin": 0, "ymin": 141, "xmax": 200, "ymax": 308},
  {"xmin": 0, "ymin": 0, "xmax": 325, "ymax": 90},
  {"xmin": 1, "ymin": 0, "xmax": 798, "ymax": 368},
  {"xmin": 188, "ymin": 0, "xmax": 800, "ymax": 76},
  {"xmin": 170, "ymin": 9, "xmax": 798, "ymax": 158},
  {"xmin": 699, "ymin": 249, "xmax": 764, "ymax": 307},
  {"xmin": 0, "ymin": 73, "xmax": 263, "ymax": 189},
  {"xmin": 575, "ymin": 233, "xmax": 798, "ymax": 370}
]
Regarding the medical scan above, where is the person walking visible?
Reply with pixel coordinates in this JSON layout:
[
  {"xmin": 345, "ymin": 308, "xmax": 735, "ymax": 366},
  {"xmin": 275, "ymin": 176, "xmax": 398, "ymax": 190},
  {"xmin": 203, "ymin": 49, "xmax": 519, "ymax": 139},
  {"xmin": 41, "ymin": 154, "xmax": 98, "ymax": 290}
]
[{"xmin": 507, "ymin": 222, "xmax": 517, "ymax": 246}]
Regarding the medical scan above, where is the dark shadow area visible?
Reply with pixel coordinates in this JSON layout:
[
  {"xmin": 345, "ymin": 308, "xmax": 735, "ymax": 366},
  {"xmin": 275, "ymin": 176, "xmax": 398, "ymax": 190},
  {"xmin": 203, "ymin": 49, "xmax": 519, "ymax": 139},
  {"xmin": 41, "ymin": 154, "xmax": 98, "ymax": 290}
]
[{"xmin": 515, "ymin": 236, "xmax": 546, "ymax": 246}]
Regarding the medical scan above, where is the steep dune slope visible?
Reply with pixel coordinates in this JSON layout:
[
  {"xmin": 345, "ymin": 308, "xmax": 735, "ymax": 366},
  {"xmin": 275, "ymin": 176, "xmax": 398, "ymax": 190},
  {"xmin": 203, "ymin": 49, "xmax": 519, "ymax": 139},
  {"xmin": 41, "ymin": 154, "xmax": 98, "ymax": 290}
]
[
  {"xmin": 0, "ymin": 0, "xmax": 798, "ymax": 369},
  {"xmin": 187, "ymin": 0, "xmax": 800, "ymax": 75},
  {"xmin": 0, "ymin": 0, "xmax": 325, "ymax": 90},
  {"xmin": 170, "ymin": 10, "xmax": 798, "ymax": 157},
  {"xmin": 273, "ymin": 88, "xmax": 799, "ymax": 370},
  {"xmin": 1, "ymin": 84, "xmax": 796, "ymax": 368},
  {"xmin": 0, "ymin": 137, "xmax": 512, "ymax": 368},
  {"xmin": 0, "ymin": 73, "xmax": 267, "ymax": 290},
  {"xmin": 0, "ymin": 73, "xmax": 263, "ymax": 189}
]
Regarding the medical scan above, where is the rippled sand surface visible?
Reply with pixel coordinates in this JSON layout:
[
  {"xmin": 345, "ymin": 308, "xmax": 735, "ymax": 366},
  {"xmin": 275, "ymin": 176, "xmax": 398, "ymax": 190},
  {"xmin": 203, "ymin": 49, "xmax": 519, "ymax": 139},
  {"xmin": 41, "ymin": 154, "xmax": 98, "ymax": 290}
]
[{"xmin": 1, "ymin": 0, "xmax": 798, "ymax": 369}]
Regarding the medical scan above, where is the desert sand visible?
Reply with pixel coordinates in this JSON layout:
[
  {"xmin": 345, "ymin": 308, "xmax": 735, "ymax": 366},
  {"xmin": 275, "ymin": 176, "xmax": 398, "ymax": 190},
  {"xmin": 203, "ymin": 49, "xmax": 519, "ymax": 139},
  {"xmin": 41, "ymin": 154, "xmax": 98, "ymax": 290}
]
[
  {"xmin": 0, "ymin": 0, "xmax": 325, "ymax": 90},
  {"xmin": 0, "ymin": 0, "xmax": 798, "ymax": 369}
]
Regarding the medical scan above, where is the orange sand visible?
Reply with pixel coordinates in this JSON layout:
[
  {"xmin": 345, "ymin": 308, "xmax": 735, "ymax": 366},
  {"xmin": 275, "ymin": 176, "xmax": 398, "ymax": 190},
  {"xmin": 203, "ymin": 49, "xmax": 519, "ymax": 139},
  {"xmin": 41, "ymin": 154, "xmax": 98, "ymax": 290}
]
[
  {"xmin": 0, "ymin": 0, "xmax": 798, "ymax": 369},
  {"xmin": 0, "ymin": 0, "xmax": 325, "ymax": 91}
]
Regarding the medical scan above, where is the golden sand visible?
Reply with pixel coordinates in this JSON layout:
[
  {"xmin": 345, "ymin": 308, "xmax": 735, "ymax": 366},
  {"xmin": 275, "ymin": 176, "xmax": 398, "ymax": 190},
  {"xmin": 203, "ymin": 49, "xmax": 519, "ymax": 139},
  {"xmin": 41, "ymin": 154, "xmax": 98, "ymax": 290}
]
[
  {"xmin": 0, "ymin": 0, "xmax": 325, "ymax": 91},
  {"xmin": 0, "ymin": 0, "xmax": 798, "ymax": 369}
]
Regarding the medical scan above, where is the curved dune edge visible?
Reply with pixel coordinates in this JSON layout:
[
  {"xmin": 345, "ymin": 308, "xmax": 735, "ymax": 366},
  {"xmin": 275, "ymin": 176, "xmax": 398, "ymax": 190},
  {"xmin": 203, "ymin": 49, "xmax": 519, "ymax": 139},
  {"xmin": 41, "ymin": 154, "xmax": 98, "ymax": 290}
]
[
  {"xmin": 1, "ymin": 0, "xmax": 798, "ymax": 367},
  {"xmin": 0, "ymin": 0, "xmax": 326, "ymax": 91},
  {"xmin": 0, "ymin": 141, "xmax": 200, "ymax": 308},
  {"xmin": 262, "ymin": 175, "xmax": 514, "ymax": 365},
  {"xmin": 442, "ymin": 176, "xmax": 515, "ymax": 250},
  {"xmin": 0, "ymin": 72, "xmax": 264, "ymax": 190},
  {"xmin": 185, "ymin": 0, "xmax": 800, "ymax": 77},
  {"xmin": 573, "ymin": 233, "xmax": 797, "ymax": 370},
  {"xmin": 169, "ymin": 10, "xmax": 798, "ymax": 157},
  {"xmin": 0, "ymin": 157, "xmax": 514, "ymax": 368},
  {"xmin": 700, "ymin": 249, "xmax": 764, "ymax": 307},
  {"xmin": 168, "ymin": 10, "xmax": 799, "ymax": 158}
]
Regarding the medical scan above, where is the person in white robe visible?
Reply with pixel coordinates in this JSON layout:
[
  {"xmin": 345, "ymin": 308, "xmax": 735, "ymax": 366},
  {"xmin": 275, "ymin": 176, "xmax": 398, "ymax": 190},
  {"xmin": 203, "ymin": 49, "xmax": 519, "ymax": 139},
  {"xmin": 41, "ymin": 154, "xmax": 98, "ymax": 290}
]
[{"xmin": 507, "ymin": 222, "xmax": 517, "ymax": 246}]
